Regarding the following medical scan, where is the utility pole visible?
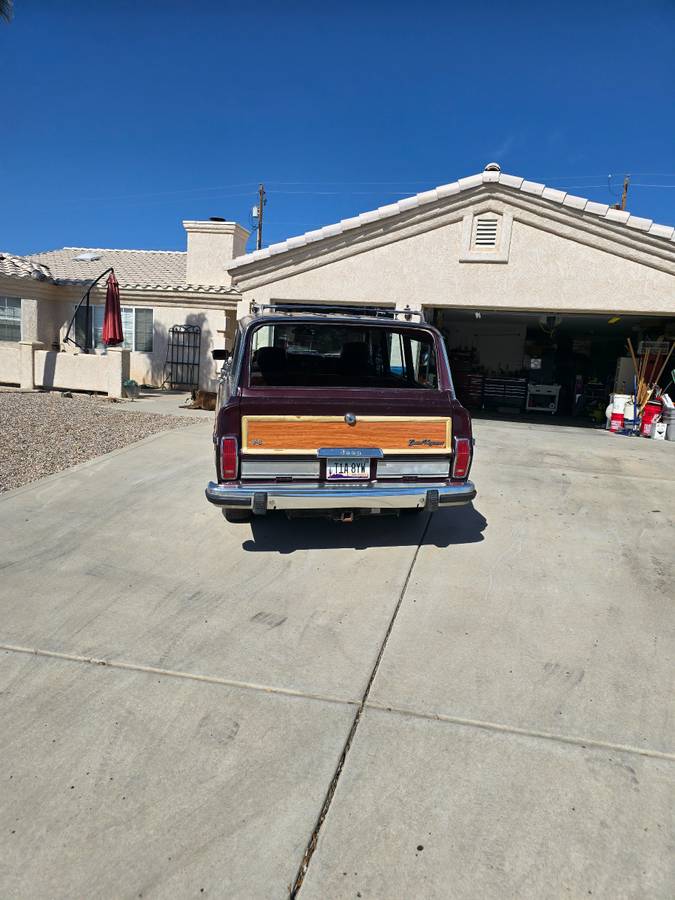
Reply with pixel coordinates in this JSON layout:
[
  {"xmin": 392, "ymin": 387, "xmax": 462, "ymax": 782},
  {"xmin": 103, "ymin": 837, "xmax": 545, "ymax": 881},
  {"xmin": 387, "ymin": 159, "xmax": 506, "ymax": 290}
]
[
  {"xmin": 620, "ymin": 174, "xmax": 630, "ymax": 211},
  {"xmin": 256, "ymin": 183, "xmax": 266, "ymax": 250}
]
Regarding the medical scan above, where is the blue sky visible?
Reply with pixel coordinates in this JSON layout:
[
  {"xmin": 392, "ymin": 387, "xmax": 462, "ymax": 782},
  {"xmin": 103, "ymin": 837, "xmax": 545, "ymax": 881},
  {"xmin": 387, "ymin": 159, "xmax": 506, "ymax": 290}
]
[{"xmin": 2, "ymin": 0, "xmax": 674, "ymax": 256}]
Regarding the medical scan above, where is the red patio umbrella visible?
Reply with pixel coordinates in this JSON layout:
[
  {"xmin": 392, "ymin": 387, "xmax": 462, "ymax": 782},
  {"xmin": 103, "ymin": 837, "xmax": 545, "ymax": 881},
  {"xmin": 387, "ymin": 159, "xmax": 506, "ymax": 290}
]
[{"xmin": 102, "ymin": 270, "xmax": 124, "ymax": 346}]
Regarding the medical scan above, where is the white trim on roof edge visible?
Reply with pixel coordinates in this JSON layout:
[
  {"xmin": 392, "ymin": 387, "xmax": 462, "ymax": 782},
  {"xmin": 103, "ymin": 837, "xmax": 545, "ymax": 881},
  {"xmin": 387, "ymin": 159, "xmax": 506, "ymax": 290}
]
[{"xmin": 228, "ymin": 169, "xmax": 675, "ymax": 270}]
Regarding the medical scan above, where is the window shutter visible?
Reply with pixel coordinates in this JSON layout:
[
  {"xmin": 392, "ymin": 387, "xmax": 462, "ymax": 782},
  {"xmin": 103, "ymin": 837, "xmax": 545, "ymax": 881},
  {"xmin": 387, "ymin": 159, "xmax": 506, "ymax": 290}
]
[
  {"xmin": 121, "ymin": 307, "xmax": 134, "ymax": 350},
  {"xmin": 134, "ymin": 308, "xmax": 153, "ymax": 352},
  {"xmin": 93, "ymin": 306, "xmax": 104, "ymax": 348},
  {"xmin": 74, "ymin": 305, "xmax": 91, "ymax": 349}
]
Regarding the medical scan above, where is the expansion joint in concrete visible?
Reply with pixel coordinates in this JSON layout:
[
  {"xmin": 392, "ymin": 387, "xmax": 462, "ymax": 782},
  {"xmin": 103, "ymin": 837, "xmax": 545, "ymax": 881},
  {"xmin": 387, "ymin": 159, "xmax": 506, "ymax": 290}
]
[
  {"xmin": 0, "ymin": 643, "xmax": 357, "ymax": 709},
  {"xmin": 364, "ymin": 702, "xmax": 675, "ymax": 763},
  {"xmin": 289, "ymin": 515, "xmax": 432, "ymax": 898}
]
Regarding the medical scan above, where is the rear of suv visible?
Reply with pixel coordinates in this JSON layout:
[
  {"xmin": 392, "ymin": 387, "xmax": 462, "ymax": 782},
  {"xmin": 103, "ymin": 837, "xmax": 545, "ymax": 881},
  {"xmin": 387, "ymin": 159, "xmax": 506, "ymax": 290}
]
[{"xmin": 206, "ymin": 305, "xmax": 476, "ymax": 522}]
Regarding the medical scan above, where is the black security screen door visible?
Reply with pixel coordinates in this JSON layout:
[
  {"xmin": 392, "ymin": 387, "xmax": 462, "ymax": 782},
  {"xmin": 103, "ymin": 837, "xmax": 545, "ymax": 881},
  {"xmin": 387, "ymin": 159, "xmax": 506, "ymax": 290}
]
[{"xmin": 164, "ymin": 324, "xmax": 201, "ymax": 389}]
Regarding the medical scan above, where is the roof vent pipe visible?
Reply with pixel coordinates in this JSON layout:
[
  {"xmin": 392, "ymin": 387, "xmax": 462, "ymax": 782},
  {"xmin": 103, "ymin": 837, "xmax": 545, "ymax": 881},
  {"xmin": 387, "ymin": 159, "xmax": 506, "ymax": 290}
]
[{"xmin": 484, "ymin": 162, "xmax": 501, "ymax": 172}]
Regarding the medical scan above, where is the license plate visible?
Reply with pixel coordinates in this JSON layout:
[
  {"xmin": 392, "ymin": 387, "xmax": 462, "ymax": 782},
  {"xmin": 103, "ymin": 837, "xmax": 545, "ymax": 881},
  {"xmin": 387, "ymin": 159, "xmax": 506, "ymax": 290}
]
[{"xmin": 326, "ymin": 458, "xmax": 370, "ymax": 480}]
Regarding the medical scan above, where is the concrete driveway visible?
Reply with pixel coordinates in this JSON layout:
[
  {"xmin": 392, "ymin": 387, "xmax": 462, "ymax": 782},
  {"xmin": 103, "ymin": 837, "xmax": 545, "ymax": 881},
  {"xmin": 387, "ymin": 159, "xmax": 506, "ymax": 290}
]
[{"xmin": 0, "ymin": 419, "xmax": 673, "ymax": 899}]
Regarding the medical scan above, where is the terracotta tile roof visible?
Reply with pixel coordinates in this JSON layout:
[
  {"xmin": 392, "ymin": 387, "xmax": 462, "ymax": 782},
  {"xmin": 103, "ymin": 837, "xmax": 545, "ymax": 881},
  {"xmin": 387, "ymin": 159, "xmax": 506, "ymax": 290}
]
[
  {"xmin": 0, "ymin": 252, "xmax": 52, "ymax": 281},
  {"xmin": 29, "ymin": 246, "xmax": 188, "ymax": 288},
  {"xmin": 229, "ymin": 168, "xmax": 675, "ymax": 269},
  {"xmin": 2, "ymin": 247, "xmax": 237, "ymax": 293}
]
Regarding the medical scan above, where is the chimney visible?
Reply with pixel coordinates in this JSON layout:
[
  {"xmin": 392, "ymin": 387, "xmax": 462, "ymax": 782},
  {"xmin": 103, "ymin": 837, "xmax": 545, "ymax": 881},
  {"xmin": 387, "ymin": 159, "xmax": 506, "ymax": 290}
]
[{"xmin": 183, "ymin": 217, "xmax": 251, "ymax": 286}]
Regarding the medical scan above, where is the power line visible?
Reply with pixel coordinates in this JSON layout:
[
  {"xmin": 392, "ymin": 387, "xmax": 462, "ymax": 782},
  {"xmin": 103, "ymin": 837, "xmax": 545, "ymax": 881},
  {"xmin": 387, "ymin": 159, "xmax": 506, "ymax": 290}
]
[
  {"xmin": 267, "ymin": 173, "xmax": 675, "ymax": 184},
  {"xmin": 62, "ymin": 175, "xmax": 675, "ymax": 212},
  {"xmin": 552, "ymin": 183, "xmax": 674, "ymax": 189},
  {"xmin": 266, "ymin": 180, "xmax": 433, "ymax": 186},
  {"xmin": 534, "ymin": 172, "xmax": 675, "ymax": 180},
  {"xmin": 264, "ymin": 220, "xmax": 324, "ymax": 226},
  {"xmin": 607, "ymin": 173, "xmax": 675, "ymax": 178},
  {"xmin": 267, "ymin": 189, "xmax": 417, "ymax": 196},
  {"xmin": 68, "ymin": 183, "xmax": 259, "ymax": 203},
  {"xmin": 66, "ymin": 191, "xmax": 258, "ymax": 209}
]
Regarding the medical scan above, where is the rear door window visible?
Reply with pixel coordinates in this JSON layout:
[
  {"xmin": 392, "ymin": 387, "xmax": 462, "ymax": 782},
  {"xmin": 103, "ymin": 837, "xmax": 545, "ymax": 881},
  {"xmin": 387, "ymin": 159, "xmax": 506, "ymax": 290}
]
[{"xmin": 249, "ymin": 322, "xmax": 438, "ymax": 389}]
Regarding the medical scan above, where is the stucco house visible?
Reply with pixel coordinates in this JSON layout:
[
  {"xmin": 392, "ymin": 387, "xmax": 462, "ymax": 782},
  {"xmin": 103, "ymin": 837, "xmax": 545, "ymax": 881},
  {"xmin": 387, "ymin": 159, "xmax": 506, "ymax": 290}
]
[
  {"xmin": 0, "ymin": 219, "xmax": 248, "ymax": 395},
  {"xmin": 2, "ymin": 164, "xmax": 674, "ymax": 412},
  {"xmin": 226, "ymin": 164, "xmax": 675, "ymax": 417},
  {"xmin": 228, "ymin": 164, "xmax": 674, "ymax": 317}
]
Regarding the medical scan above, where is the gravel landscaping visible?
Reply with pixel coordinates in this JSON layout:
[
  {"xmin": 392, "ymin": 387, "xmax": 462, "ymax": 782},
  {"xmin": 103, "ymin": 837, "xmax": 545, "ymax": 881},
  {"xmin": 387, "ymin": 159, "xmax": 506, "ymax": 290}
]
[{"xmin": 0, "ymin": 390, "xmax": 197, "ymax": 493}]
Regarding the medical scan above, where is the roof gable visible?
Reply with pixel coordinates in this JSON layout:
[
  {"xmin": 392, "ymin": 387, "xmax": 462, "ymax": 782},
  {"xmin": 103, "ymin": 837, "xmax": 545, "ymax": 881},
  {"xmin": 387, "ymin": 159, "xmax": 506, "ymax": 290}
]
[{"xmin": 228, "ymin": 169, "xmax": 675, "ymax": 282}]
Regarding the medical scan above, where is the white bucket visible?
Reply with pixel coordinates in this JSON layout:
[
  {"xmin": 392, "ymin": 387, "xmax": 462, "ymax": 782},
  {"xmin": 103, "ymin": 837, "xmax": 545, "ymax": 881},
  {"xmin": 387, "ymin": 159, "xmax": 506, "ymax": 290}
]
[
  {"xmin": 611, "ymin": 393, "xmax": 630, "ymax": 413},
  {"xmin": 606, "ymin": 393, "xmax": 632, "ymax": 430}
]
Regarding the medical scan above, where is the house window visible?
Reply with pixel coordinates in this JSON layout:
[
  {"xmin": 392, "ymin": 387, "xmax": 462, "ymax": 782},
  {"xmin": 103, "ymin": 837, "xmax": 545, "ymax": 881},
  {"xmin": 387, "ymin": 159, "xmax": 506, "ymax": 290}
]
[
  {"xmin": 91, "ymin": 305, "xmax": 154, "ymax": 352},
  {"xmin": 0, "ymin": 297, "xmax": 21, "ymax": 342}
]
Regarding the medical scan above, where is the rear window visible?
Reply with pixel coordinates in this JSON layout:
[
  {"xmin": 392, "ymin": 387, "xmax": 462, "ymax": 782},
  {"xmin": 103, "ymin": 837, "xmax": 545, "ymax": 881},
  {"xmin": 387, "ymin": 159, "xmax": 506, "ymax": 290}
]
[{"xmin": 248, "ymin": 322, "xmax": 438, "ymax": 389}]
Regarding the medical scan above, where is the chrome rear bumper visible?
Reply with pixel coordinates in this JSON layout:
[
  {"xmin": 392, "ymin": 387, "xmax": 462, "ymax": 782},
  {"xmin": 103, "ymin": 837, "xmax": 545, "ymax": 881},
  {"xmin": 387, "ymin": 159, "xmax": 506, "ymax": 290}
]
[{"xmin": 205, "ymin": 480, "xmax": 476, "ymax": 513}]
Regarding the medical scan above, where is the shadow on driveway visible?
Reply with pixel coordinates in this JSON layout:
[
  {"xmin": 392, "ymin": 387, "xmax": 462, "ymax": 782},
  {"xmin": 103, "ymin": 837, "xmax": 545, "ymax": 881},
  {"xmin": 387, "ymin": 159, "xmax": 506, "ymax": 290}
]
[{"xmin": 239, "ymin": 504, "xmax": 487, "ymax": 553}]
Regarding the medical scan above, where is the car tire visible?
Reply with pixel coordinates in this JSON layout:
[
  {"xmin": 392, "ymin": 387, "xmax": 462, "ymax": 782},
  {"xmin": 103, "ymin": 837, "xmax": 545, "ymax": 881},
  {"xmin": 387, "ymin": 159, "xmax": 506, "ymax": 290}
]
[{"xmin": 223, "ymin": 509, "xmax": 252, "ymax": 523}]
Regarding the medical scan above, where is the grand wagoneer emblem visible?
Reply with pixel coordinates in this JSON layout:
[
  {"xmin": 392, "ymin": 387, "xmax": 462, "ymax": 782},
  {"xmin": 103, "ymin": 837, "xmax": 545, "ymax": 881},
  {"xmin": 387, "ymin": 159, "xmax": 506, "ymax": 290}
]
[
  {"xmin": 344, "ymin": 413, "xmax": 357, "ymax": 426},
  {"xmin": 408, "ymin": 438, "xmax": 444, "ymax": 447}
]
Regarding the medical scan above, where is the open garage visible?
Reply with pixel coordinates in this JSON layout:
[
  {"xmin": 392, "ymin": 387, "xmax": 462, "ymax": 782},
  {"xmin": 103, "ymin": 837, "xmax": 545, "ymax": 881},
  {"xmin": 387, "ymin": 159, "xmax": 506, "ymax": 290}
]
[
  {"xmin": 227, "ymin": 164, "xmax": 675, "ymax": 433},
  {"xmin": 432, "ymin": 308, "xmax": 675, "ymax": 423}
]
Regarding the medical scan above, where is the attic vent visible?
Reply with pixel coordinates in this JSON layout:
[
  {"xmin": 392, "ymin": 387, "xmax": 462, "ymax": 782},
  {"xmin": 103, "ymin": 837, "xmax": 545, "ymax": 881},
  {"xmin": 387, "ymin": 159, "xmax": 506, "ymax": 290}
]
[
  {"xmin": 473, "ymin": 216, "xmax": 499, "ymax": 247},
  {"xmin": 460, "ymin": 211, "xmax": 512, "ymax": 263}
]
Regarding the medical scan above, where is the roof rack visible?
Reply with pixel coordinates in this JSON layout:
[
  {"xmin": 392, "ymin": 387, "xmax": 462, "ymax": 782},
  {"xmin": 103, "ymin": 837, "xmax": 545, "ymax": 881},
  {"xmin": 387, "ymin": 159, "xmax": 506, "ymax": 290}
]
[{"xmin": 250, "ymin": 302, "xmax": 425, "ymax": 322}]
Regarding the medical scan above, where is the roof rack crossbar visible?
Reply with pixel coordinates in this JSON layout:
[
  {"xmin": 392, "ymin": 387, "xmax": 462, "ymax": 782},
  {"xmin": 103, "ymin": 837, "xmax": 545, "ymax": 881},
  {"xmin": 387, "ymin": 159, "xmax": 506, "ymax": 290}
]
[{"xmin": 251, "ymin": 302, "xmax": 424, "ymax": 322}]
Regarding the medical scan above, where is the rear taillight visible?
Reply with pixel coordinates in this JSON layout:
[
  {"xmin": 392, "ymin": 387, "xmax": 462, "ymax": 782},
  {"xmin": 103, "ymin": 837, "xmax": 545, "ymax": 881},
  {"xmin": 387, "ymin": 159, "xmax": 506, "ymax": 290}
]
[
  {"xmin": 220, "ymin": 436, "xmax": 239, "ymax": 481},
  {"xmin": 452, "ymin": 437, "xmax": 472, "ymax": 479}
]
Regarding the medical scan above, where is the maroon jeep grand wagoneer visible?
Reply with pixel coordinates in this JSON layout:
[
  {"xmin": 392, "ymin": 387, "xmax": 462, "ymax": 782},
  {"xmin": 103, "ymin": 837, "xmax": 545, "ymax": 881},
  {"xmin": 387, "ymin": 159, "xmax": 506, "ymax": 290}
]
[{"xmin": 205, "ymin": 304, "xmax": 476, "ymax": 522}]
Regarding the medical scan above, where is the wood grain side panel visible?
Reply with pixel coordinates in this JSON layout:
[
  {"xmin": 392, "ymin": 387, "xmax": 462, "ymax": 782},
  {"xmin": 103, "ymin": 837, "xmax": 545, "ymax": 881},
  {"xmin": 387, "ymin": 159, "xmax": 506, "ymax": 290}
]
[{"xmin": 242, "ymin": 416, "xmax": 451, "ymax": 454}]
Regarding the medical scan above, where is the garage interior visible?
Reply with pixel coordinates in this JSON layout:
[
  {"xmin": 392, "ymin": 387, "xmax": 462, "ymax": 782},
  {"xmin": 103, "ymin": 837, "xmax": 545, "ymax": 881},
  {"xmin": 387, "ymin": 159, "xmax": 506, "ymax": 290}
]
[{"xmin": 432, "ymin": 309, "xmax": 675, "ymax": 425}]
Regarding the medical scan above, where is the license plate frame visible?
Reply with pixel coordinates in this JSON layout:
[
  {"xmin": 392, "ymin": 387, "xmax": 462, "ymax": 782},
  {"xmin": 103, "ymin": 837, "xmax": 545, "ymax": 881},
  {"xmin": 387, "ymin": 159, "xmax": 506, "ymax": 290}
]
[{"xmin": 326, "ymin": 457, "xmax": 370, "ymax": 480}]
